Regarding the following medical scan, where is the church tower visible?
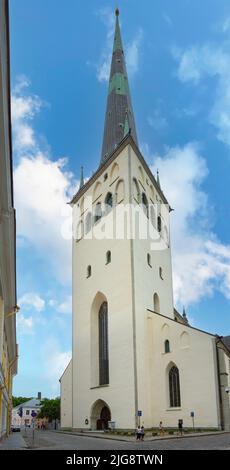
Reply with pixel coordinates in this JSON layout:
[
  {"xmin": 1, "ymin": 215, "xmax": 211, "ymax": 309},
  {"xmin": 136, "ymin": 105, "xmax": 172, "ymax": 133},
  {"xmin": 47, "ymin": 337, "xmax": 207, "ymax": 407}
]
[
  {"xmin": 60, "ymin": 10, "xmax": 230, "ymax": 432},
  {"xmin": 68, "ymin": 9, "xmax": 174, "ymax": 430}
]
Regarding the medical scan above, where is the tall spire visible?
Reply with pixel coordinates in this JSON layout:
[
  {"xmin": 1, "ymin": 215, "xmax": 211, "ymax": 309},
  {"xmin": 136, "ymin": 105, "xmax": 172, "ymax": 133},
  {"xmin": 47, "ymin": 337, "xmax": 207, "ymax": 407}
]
[{"xmin": 100, "ymin": 9, "xmax": 138, "ymax": 165}]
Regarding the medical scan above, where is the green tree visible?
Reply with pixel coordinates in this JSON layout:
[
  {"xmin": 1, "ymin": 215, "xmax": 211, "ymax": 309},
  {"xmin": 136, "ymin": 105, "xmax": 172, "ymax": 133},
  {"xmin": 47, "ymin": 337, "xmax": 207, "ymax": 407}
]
[
  {"xmin": 12, "ymin": 396, "xmax": 32, "ymax": 407},
  {"xmin": 37, "ymin": 398, "xmax": 60, "ymax": 428}
]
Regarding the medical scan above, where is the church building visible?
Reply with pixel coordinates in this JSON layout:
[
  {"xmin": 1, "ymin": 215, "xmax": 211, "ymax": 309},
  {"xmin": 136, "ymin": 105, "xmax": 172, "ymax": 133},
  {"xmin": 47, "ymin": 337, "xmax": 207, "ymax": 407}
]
[{"xmin": 60, "ymin": 10, "xmax": 230, "ymax": 431}]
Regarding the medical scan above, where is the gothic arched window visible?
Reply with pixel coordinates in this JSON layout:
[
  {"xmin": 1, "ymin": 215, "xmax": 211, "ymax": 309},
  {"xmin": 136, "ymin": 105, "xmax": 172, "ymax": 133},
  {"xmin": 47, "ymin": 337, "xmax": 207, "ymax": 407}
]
[
  {"xmin": 165, "ymin": 339, "xmax": 170, "ymax": 353},
  {"xmin": 157, "ymin": 215, "xmax": 162, "ymax": 233},
  {"xmin": 85, "ymin": 212, "xmax": 92, "ymax": 234},
  {"xmin": 142, "ymin": 193, "xmax": 149, "ymax": 218},
  {"xmin": 169, "ymin": 366, "xmax": 181, "ymax": 407},
  {"xmin": 105, "ymin": 192, "xmax": 113, "ymax": 213},
  {"xmin": 153, "ymin": 293, "xmax": 160, "ymax": 313},
  {"xmin": 94, "ymin": 202, "xmax": 102, "ymax": 224},
  {"xmin": 99, "ymin": 302, "xmax": 109, "ymax": 385}
]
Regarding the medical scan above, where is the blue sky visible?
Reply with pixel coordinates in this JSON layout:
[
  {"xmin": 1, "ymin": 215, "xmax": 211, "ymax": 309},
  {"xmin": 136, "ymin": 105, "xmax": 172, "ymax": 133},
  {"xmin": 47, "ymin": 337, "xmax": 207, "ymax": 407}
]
[{"xmin": 10, "ymin": 0, "xmax": 230, "ymax": 397}]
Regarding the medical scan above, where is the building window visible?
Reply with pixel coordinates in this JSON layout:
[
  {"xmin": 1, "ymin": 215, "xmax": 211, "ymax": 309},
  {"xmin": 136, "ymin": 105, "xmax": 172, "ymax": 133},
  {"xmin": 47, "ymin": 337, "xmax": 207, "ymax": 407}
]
[
  {"xmin": 94, "ymin": 202, "xmax": 102, "ymax": 224},
  {"xmin": 164, "ymin": 339, "xmax": 170, "ymax": 353},
  {"xmin": 106, "ymin": 251, "xmax": 111, "ymax": 264},
  {"xmin": 157, "ymin": 215, "xmax": 162, "ymax": 232},
  {"xmin": 142, "ymin": 192, "xmax": 149, "ymax": 217},
  {"xmin": 169, "ymin": 366, "xmax": 181, "ymax": 407},
  {"xmin": 153, "ymin": 293, "xmax": 160, "ymax": 313},
  {"xmin": 159, "ymin": 267, "xmax": 163, "ymax": 279},
  {"xmin": 26, "ymin": 410, "xmax": 30, "ymax": 415},
  {"xmin": 99, "ymin": 302, "xmax": 109, "ymax": 385},
  {"xmin": 147, "ymin": 253, "xmax": 152, "ymax": 267},
  {"xmin": 87, "ymin": 265, "xmax": 92, "ymax": 278},
  {"xmin": 105, "ymin": 192, "xmax": 113, "ymax": 212},
  {"xmin": 85, "ymin": 212, "xmax": 92, "ymax": 234},
  {"xmin": 104, "ymin": 173, "xmax": 108, "ymax": 181}
]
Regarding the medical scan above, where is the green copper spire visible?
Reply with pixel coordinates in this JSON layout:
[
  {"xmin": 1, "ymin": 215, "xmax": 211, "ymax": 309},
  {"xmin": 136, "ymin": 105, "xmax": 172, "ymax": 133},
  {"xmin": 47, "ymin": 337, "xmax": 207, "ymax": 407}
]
[
  {"xmin": 100, "ymin": 9, "xmax": 138, "ymax": 165},
  {"xmin": 79, "ymin": 166, "xmax": 84, "ymax": 189}
]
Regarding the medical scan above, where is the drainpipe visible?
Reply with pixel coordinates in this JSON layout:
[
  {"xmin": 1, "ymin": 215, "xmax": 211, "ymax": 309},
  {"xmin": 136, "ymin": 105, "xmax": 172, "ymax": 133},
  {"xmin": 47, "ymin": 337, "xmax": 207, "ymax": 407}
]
[{"xmin": 216, "ymin": 336, "xmax": 224, "ymax": 430}]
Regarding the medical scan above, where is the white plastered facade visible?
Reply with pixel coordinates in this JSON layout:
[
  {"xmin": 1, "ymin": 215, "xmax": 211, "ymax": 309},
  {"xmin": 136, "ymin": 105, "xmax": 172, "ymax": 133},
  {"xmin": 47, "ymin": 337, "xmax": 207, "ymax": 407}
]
[{"xmin": 60, "ymin": 139, "xmax": 230, "ymax": 431}]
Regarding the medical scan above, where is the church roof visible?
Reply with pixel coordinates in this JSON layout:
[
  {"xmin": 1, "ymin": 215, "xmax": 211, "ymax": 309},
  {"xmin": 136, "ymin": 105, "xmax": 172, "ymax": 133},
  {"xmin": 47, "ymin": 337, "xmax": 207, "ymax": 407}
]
[
  {"xmin": 100, "ymin": 9, "xmax": 138, "ymax": 165},
  {"xmin": 222, "ymin": 335, "xmax": 230, "ymax": 352}
]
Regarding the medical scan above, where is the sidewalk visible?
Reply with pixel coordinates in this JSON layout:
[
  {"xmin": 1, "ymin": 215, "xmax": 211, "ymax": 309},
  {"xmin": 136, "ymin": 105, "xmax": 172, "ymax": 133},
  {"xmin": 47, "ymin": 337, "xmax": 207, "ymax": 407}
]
[
  {"xmin": 55, "ymin": 429, "xmax": 229, "ymax": 443},
  {"xmin": 0, "ymin": 432, "xmax": 28, "ymax": 450}
]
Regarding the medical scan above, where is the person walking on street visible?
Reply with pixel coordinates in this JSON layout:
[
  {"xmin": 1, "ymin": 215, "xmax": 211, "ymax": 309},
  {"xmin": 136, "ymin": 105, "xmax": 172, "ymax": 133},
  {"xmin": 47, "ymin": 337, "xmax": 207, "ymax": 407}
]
[
  {"xmin": 178, "ymin": 419, "xmax": 183, "ymax": 436},
  {"xmin": 136, "ymin": 426, "xmax": 141, "ymax": 440},
  {"xmin": 140, "ymin": 425, "xmax": 145, "ymax": 441},
  {"xmin": 159, "ymin": 421, "xmax": 164, "ymax": 436}
]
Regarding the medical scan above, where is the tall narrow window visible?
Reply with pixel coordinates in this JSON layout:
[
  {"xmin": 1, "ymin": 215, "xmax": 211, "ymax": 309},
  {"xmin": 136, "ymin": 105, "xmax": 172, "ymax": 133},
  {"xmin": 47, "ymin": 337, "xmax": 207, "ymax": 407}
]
[
  {"xmin": 94, "ymin": 202, "xmax": 102, "ymax": 224},
  {"xmin": 169, "ymin": 366, "xmax": 181, "ymax": 407},
  {"xmin": 106, "ymin": 251, "xmax": 111, "ymax": 264},
  {"xmin": 85, "ymin": 212, "xmax": 92, "ymax": 234},
  {"xmin": 153, "ymin": 293, "xmax": 160, "ymax": 313},
  {"xmin": 159, "ymin": 267, "xmax": 163, "ymax": 279},
  {"xmin": 147, "ymin": 253, "xmax": 152, "ymax": 267},
  {"xmin": 164, "ymin": 340, "xmax": 170, "ymax": 353},
  {"xmin": 99, "ymin": 302, "xmax": 109, "ymax": 385},
  {"xmin": 157, "ymin": 216, "xmax": 162, "ymax": 232},
  {"xmin": 105, "ymin": 192, "xmax": 113, "ymax": 213},
  {"xmin": 87, "ymin": 265, "xmax": 91, "ymax": 278},
  {"xmin": 142, "ymin": 193, "xmax": 149, "ymax": 217}
]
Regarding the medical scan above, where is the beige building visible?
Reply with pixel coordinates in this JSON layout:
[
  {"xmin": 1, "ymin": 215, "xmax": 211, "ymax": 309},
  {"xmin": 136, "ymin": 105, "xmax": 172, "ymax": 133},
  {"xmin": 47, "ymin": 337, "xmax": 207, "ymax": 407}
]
[
  {"xmin": 0, "ymin": 0, "xmax": 18, "ymax": 439},
  {"xmin": 60, "ymin": 10, "xmax": 230, "ymax": 431}
]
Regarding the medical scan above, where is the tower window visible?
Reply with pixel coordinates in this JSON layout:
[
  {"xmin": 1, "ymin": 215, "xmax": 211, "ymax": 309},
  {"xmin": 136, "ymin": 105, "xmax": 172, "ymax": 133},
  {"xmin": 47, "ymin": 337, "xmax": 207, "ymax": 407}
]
[
  {"xmin": 85, "ymin": 212, "xmax": 92, "ymax": 234},
  {"xmin": 99, "ymin": 302, "xmax": 109, "ymax": 385},
  {"xmin": 147, "ymin": 253, "xmax": 152, "ymax": 267},
  {"xmin": 153, "ymin": 293, "xmax": 160, "ymax": 313},
  {"xmin": 142, "ymin": 193, "xmax": 149, "ymax": 218},
  {"xmin": 105, "ymin": 192, "xmax": 113, "ymax": 212},
  {"xmin": 169, "ymin": 366, "xmax": 181, "ymax": 407},
  {"xmin": 106, "ymin": 251, "xmax": 111, "ymax": 265},
  {"xmin": 159, "ymin": 267, "xmax": 163, "ymax": 279},
  {"xmin": 94, "ymin": 202, "xmax": 102, "ymax": 224},
  {"xmin": 157, "ymin": 216, "xmax": 162, "ymax": 232},
  {"xmin": 104, "ymin": 173, "xmax": 108, "ymax": 181},
  {"xmin": 87, "ymin": 265, "xmax": 92, "ymax": 278},
  {"xmin": 164, "ymin": 340, "xmax": 170, "ymax": 353}
]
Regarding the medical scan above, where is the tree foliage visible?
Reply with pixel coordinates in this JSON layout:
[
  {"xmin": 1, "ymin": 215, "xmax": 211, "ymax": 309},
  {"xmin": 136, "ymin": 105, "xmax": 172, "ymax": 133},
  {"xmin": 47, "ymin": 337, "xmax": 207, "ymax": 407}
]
[
  {"xmin": 12, "ymin": 396, "xmax": 32, "ymax": 408},
  {"xmin": 37, "ymin": 397, "xmax": 60, "ymax": 422}
]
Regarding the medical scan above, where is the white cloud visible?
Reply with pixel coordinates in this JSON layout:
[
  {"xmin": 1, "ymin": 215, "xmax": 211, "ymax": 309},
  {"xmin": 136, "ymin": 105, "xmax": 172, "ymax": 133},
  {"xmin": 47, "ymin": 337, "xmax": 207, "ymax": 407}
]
[
  {"xmin": 126, "ymin": 29, "xmax": 143, "ymax": 77},
  {"xmin": 18, "ymin": 292, "xmax": 45, "ymax": 312},
  {"xmin": 48, "ymin": 295, "xmax": 72, "ymax": 315},
  {"xmin": 12, "ymin": 78, "xmax": 76, "ymax": 284},
  {"xmin": 17, "ymin": 313, "xmax": 34, "ymax": 335},
  {"xmin": 145, "ymin": 142, "xmax": 230, "ymax": 308},
  {"xmin": 172, "ymin": 43, "xmax": 230, "ymax": 149},
  {"xmin": 96, "ymin": 9, "xmax": 142, "ymax": 82}
]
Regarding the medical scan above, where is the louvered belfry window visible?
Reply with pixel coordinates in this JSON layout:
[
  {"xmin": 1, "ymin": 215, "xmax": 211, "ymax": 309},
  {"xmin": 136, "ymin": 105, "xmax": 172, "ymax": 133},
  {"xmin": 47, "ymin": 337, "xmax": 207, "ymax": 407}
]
[{"xmin": 99, "ymin": 302, "xmax": 109, "ymax": 385}]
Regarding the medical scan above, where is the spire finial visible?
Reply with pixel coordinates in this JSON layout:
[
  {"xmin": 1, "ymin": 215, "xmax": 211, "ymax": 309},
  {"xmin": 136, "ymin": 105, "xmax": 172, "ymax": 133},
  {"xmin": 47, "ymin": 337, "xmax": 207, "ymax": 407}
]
[
  {"xmin": 157, "ymin": 169, "xmax": 161, "ymax": 188},
  {"xmin": 79, "ymin": 166, "xmax": 84, "ymax": 189},
  {"xmin": 115, "ymin": 8, "xmax": 119, "ymax": 17}
]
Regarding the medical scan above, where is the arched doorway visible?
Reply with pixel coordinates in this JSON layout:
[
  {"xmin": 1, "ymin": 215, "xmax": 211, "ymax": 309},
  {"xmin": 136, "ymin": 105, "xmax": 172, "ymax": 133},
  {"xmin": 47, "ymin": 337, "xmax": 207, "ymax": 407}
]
[
  {"xmin": 97, "ymin": 406, "xmax": 111, "ymax": 430},
  {"xmin": 90, "ymin": 399, "xmax": 111, "ymax": 430}
]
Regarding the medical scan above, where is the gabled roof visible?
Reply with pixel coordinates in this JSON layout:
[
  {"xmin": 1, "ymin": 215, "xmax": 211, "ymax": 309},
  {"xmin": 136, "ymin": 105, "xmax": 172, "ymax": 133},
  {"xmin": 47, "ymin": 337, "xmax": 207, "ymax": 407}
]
[{"xmin": 14, "ymin": 398, "xmax": 41, "ymax": 410}]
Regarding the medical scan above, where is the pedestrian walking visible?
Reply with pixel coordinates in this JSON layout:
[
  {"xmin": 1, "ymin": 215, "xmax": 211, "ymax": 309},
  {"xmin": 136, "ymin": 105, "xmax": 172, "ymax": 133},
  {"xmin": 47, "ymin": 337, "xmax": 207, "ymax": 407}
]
[
  {"xmin": 136, "ymin": 425, "xmax": 141, "ymax": 440},
  {"xmin": 159, "ymin": 421, "xmax": 164, "ymax": 436},
  {"xmin": 178, "ymin": 419, "xmax": 183, "ymax": 436},
  {"xmin": 140, "ymin": 425, "xmax": 145, "ymax": 441}
]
